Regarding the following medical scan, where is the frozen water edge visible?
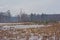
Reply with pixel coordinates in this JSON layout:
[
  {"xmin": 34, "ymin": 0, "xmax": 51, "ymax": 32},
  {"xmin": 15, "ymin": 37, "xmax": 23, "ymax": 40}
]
[
  {"xmin": 15, "ymin": 25, "xmax": 45, "ymax": 29},
  {"xmin": 3, "ymin": 24, "xmax": 52, "ymax": 29}
]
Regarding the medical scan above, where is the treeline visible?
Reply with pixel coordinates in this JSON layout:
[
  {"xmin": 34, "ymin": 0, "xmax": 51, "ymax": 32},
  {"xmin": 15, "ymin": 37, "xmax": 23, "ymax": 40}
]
[
  {"xmin": 17, "ymin": 13, "xmax": 60, "ymax": 24},
  {"xmin": 0, "ymin": 10, "xmax": 60, "ymax": 23},
  {"xmin": 0, "ymin": 10, "xmax": 11, "ymax": 23}
]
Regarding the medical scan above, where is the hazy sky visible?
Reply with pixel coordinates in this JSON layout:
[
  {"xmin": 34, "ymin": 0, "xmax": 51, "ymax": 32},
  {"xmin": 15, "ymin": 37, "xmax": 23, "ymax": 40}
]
[{"xmin": 0, "ymin": 0, "xmax": 60, "ymax": 16}]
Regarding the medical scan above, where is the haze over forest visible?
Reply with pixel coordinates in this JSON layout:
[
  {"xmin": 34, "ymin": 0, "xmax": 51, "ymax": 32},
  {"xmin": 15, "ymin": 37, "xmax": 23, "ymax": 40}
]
[{"xmin": 0, "ymin": 0, "xmax": 60, "ymax": 16}]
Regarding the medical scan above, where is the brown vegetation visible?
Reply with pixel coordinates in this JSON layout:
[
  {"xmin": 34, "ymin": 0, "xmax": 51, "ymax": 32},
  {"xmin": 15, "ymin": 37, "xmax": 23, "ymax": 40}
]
[{"xmin": 0, "ymin": 23, "xmax": 60, "ymax": 40}]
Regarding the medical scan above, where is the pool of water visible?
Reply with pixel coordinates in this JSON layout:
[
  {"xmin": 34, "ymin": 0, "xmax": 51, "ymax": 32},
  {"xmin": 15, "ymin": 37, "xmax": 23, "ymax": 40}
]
[{"xmin": 3, "ymin": 24, "xmax": 52, "ymax": 29}]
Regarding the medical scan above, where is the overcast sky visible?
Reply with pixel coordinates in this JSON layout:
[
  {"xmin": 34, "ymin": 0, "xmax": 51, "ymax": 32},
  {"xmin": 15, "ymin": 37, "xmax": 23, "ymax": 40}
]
[{"xmin": 0, "ymin": 0, "xmax": 60, "ymax": 16}]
